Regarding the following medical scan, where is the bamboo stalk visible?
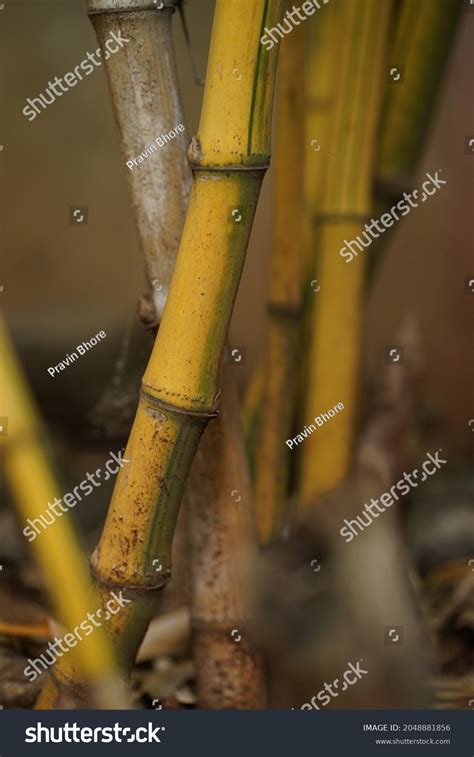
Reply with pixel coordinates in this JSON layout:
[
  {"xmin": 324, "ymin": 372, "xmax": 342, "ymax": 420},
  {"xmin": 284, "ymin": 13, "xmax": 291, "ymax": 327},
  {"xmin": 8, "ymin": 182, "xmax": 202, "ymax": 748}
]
[
  {"xmin": 91, "ymin": 0, "xmax": 193, "ymax": 621},
  {"xmin": 88, "ymin": 0, "xmax": 191, "ymax": 327},
  {"xmin": 377, "ymin": 0, "xmax": 462, "ymax": 193},
  {"xmin": 187, "ymin": 369, "xmax": 266, "ymax": 707},
  {"xmin": 90, "ymin": 0, "xmax": 283, "ymax": 660},
  {"xmin": 92, "ymin": 0, "xmax": 265, "ymax": 704},
  {"xmin": 36, "ymin": 0, "xmax": 190, "ymax": 707},
  {"xmin": 242, "ymin": 362, "xmax": 264, "ymax": 480},
  {"xmin": 43, "ymin": 0, "xmax": 284, "ymax": 700},
  {"xmin": 255, "ymin": 12, "xmax": 305, "ymax": 545},
  {"xmin": 298, "ymin": 0, "xmax": 393, "ymax": 502},
  {"xmin": 249, "ymin": 3, "xmax": 339, "ymax": 506},
  {"xmin": 301, "ymin": 3, "xmax": 340, "ymax": 283},
  {"xmin": 366, "ymin": 0, "xmax": 462, "ymax": 280},
  {"xmin": 298, "ymin": 2, "xmax": 341, "ymax": 394},
  {"xmin": 245, "ymin": 5, "xmax": 340, "ymax": 494},
  {"xmin": 0, "ymin": 315, "xmax": 126, "ymax": 708}
]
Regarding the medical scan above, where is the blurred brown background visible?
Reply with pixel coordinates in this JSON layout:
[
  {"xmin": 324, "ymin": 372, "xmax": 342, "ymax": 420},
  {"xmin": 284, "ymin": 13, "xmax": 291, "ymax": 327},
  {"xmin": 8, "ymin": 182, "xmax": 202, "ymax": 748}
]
[{"xmin": 1, "ymin": 0, "xmax": 473, "ymax": 459}]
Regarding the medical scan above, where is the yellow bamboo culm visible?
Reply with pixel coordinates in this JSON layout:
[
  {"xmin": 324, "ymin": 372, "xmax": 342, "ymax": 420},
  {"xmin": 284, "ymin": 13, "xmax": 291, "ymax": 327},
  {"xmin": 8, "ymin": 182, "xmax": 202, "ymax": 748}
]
[
  {"xmin": 301, "ymin": 1, "xmax": 340, "ymax": 283},
  {"xmin": 93, "ymin": 0, "xmax": 284, "ymax": 664},
  {"xmin": 93, "ymin": 0, "xmax": 282, "ymax": 593},
  {"xmin": 245, "ymin": 2, "xmax": 340, "ymax": 494},
  {"xmin": 41, "ymin": 0, "xmax": 284, "ymax": 702},
  {"xmin": 299, "ymin": 0, "xmax": 393, "ymax": 503},
  {"xmin": 255, "ymin": 9, "xmax": 305, "ymax": 545},
  {"xmin": 0, "ymin": 315, "xmax": 124, "ymax": 707},
  {"xmin": 297, "ymin": 0, "xmax": 341, "ymax": 431}
]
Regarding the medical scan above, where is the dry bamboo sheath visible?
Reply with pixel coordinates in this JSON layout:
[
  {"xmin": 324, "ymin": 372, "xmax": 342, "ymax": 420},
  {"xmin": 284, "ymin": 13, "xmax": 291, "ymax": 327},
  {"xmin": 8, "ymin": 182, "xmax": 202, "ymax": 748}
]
[{"xmin": 40, "ymin": 0, "xmax": 284, "ymax": 703}]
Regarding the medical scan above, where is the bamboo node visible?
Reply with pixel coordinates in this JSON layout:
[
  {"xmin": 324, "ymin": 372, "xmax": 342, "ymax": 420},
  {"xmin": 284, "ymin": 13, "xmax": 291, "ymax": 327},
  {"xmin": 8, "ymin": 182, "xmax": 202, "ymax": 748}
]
[
  {"xmin": 140, "ymin": 385, "xmax": 219, "ymax": 419},
  {"xmin": 190, "ymin": 162, "xmax": 270, "ymax": 172},
  {"xmin": 91, "ymin": 563, "xmax": 172, "ymax": 593},
  {"xmin": 88, "ymin": 1, "xmax": 177, "ymax": 16}
]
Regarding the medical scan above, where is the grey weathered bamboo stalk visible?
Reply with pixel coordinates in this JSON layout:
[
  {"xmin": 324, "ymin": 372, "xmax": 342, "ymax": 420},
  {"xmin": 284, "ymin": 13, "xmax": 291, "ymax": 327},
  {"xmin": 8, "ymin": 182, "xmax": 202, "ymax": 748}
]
[{"xmin": 88, "ymin": 0, "xmax": 191, "ymax": 326}]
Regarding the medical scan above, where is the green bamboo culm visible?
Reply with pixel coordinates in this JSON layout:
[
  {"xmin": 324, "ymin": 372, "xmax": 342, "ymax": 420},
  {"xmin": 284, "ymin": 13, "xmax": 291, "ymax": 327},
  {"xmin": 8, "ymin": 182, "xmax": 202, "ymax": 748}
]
[
  {"xmin": 367, "ymin": 0, "xmax": 462, "ymax": 282},
  {"xmin": 378, "ymin": 0, "xmax": 462, "ymax": 193}
]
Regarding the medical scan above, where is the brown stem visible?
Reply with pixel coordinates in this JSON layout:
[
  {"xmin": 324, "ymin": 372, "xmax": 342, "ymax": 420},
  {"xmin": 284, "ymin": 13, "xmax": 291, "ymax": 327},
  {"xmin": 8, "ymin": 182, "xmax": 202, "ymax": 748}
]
[{"xmin": 186, "ymin": 369, "xmax": 267, "ymax": 708}]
